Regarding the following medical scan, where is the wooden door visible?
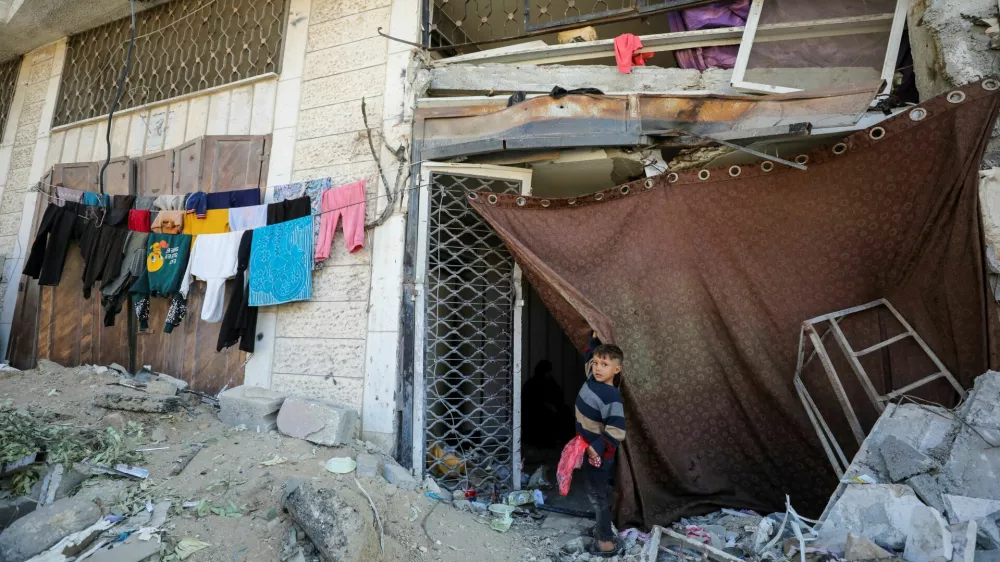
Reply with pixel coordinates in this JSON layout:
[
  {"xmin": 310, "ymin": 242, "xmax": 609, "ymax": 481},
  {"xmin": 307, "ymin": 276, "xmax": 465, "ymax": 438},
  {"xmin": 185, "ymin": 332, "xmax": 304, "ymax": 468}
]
[{"xmin": 135, "ymin": 134, "xmax": 270, "ymax": 394}]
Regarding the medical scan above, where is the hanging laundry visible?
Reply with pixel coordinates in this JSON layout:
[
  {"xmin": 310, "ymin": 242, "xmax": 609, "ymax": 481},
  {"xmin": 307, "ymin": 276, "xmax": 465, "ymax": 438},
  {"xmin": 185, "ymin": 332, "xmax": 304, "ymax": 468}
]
[
  {"xmin": 151, "ymin": 210, "xmax": 184, "ymax": 234},
  {"xmin": 185, "ymin": 192, "xmax": 207, "ymax": 218},
  {"xmin": 271, "ymin": 178, "xmax": 332, "ymax": 268},
  {"xmin": 163, "ymin": 294, "xmax": 188, "ymax": 333},
  {"xmin": 207, "ymin": 188, "xmax": 260, "ymax": 210},
  {"xmin": 81, "ymin": 192, "xmax": 111, "ymax": 207},
  {"xmin": 315, "ymin": 179, "xmax": 366, "ymax": 260},
  {"xmin": 667, "ymin": 0, "xmax": 749, "ymax": 71},
  {"xmin": 613, "ymin": 33, "xmax": 653, "ymax": 73},
  {"xmin": 54, "ymin": 186, "xmax": 84, "ymax": 207},
  {"xmin": 153, "ymin": 194, "xmax": 184, "ymax": 211},
  {"xmin": 128, "ymin": 209, "xmax": 151, "ymax": 232},
  {"xmin": 228, "ymin": 204, "xmax": 268, "ymax": 231},
  {"xmin": 80, "ymin": 207, "xmax": 130, "ymax": 299},
  {"xmin": 144, "ymin": 233, "xmax": 192, "ymax": 297},
  {"xmin": 23, "ymin": 203, "xmax": 80, "ymax": 286},
  {"xmin": 180, "ymin": 230, "xmax": 242, "ymax": 323},
  {"xmin": 134, "ymin": 195, "xmax": 157, "ymax": 210},
  {"xmin": 266, "ymin": 196, "xmax": 311, "ymax": 225},
  {"xmin": 249, "ymin": 216, "xmax": 312, "ymax": 306},
  {"xmin": 100, "ymin": 231, "xmax": 148, "ymax": 327},
  {"xmin": 218, "ymin": 230, "xmax": 258, "ymax": 353},
  {"xmin": 182, "ymin": 209, "xmax": 231, "ymax": 236}
]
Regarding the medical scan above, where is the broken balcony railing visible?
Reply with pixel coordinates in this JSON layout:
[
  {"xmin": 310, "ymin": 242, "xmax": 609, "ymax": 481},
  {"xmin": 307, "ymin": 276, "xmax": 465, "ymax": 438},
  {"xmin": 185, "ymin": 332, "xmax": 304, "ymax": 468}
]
[
  {"xmin": 424, "ymin": 0, "xmax": 711, "ymax": 49},
  {"xmin": 792, "ymin": 298, "xmax": 967, "ymax": 477}
]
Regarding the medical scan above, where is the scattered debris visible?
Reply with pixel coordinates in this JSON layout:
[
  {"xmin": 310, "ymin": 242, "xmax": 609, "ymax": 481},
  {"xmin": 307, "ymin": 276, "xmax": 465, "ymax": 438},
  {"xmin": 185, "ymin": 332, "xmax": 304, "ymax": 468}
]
[
  {"xmin": 260, "ymin": 455, "xmax": 287, "ymax": 467},
  {"xmin": 145, "ymin": 379, "xmax": 180, "ymax": 396},
  {"xmin": 0, "ymin": 497, "xmax": 101, "ymax": 561},
  {"xmin": 325, "ymin": 457, "xmax": 356, "ymax": 474},
  {"xmin": 355, "ymin": 478, "xmax": 384, "ymax": 554},
  {"xmin": 283, "ymin": 480, "xmax": 369, "ymax": 562},
  {"xmin": 172, "ymin": 537, "xmax": 211, "ymax": 560},
  {"xmin": 218, "ymin": 385, "xmax": 286, "ymax": 433},
  {"xmin": 383, "ymin": 461, "xmax": 417, "ymax": 491},
  {"xmin": 356, "ymin": 453, "xmax": 379, "ymax": 478},
  {"xmin": 94, "ymin": 391, "xmax": 181, "ymax": 414},
  {"xmin": 170, "ymin": 444, "xmax": 202, "ymax": 476}
]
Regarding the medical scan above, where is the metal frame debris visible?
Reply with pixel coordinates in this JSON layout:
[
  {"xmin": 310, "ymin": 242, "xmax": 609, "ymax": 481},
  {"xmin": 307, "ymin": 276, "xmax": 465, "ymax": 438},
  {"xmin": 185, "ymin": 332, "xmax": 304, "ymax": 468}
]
[{"xmin": 792, "ymin": 298, "xmax": 967, "ymax": 476}]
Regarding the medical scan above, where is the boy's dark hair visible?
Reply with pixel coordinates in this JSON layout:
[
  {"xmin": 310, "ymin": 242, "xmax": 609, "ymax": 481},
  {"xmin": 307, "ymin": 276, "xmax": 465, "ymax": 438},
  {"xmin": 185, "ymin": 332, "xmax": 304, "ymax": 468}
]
[{"xmin": 592, "ymin": 344, "xmax": 624, "ymax": 364}]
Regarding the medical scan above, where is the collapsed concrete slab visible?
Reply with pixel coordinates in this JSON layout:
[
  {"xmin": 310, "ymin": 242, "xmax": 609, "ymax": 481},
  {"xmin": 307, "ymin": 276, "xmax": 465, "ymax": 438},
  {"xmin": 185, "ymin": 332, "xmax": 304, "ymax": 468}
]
[
  {"xmin": 0, "ymin": 497, "xmax": 101, "ymax": 561},
  {"xmin": 904, "ymin": 505, "xmax": 952, "ymax": 562},
  {"xmin": 880, "ymin": 435, "xmax": 939, "ymax": 482},
  {"xmin": 94, "ymin": 391, "xmax": 180, "ymax": 413},
  {"xmin": 277, "ymin": 396, "xmax": 358, "ymax": 446},
  {"xmin": 820, "ymin": 484, "xmax": 924, "ymax": 550},
  {"xmin": 944, "ymin": 495, "xmax": 1000, "ymax": 524},
  {"xmin": 944, "ymin": 373, "xmax": 1000, "ymax": 500},
  {"xmin": 976, "ymin": 511, "xmax": 1000, "ymax": 550},
  {"xmin": 219, "ymin": 385, "xmax": 286, "ymax": 433},
  {"xmin": 906, "ymin": 473, "xmax": 949, "ymax": 515}
]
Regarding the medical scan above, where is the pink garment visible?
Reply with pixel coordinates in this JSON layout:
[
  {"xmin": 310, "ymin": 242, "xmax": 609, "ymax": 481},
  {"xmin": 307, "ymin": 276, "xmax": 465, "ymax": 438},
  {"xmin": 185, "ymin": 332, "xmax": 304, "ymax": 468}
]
[
  {"xmin": 613, "ymin": 33, "xmax": 653, "ymax": 74},
  {"xmin": 668, "ymin": 0, "xmax": 750, "ymax": 71},
  {"xmin": 315, "ymin": 180, "xmax": 366, "ymax": 260}
]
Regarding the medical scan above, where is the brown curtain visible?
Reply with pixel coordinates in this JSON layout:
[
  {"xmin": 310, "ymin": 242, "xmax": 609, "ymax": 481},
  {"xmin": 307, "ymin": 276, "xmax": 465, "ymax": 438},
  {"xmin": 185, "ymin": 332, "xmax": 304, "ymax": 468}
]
[{"xmin": 470, "ymin": 81, "xmax": 1000, "ymax": 527}]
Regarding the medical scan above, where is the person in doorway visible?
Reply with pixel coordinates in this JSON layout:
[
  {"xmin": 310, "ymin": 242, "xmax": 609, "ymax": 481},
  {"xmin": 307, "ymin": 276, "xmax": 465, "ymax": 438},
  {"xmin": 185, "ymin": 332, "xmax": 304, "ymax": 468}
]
[
  {"xmin": 575, "ymin": 332, "xmax": 627, "ymax": 557},
  {"xmin": 523, "ymin": 360, "xmax": 572, "ymax": 446}
]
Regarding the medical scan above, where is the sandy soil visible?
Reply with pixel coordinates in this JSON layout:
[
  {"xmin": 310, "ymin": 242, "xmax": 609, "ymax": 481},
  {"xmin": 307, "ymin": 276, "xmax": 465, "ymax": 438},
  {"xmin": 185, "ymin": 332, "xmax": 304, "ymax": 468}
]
[{"xmin": 0, "ymin": 362, "xmax": 631, "ymax": 562}]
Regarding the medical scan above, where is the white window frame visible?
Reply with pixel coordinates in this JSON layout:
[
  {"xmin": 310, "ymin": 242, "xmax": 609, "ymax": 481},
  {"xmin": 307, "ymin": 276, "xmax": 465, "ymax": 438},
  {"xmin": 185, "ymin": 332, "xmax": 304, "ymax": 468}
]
[
  {"xmin": 413, "ymin": 162, "xmax": 533, "ymax": 487},
  {"xmin": 730, "ymin": 0, "xmax": 908, "ymax": 95}
]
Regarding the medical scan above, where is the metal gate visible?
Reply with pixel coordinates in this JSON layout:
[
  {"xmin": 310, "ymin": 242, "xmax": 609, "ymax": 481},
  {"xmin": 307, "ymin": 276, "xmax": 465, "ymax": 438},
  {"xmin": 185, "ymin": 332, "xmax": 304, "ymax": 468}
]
[{"xmin": 414, "ymin": 164, "xmax": 532, "ymax": 492}]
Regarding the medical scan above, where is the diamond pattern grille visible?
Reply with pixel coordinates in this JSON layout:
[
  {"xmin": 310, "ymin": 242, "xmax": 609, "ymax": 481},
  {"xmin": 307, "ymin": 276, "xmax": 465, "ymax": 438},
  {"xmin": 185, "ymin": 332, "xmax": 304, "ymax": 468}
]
[
  {"xmin": 0, "ymin": 57, "xmax": 21, "ymax": 143},
  {"xmin": 54, "ymin": 0, "xmax": 286, "ymax": 127},
  {"xmin": 424, "ymin": 173, "xmax": 520, "ymax": 491}
]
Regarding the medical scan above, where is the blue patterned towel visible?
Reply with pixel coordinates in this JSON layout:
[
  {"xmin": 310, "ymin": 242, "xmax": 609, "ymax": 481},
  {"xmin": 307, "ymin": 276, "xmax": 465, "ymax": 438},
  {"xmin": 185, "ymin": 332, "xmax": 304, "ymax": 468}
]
[{"xmin": 248, "ymin": 216, "xmax": 313, "ymax": 306}]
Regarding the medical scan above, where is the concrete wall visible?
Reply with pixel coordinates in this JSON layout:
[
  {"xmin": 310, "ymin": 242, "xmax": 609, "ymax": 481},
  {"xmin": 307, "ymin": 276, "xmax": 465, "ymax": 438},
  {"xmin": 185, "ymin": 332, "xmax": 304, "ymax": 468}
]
[
  {"xmin": 0, "ymin": 0, "xmax": 420, "ymax": 454},
  {"xmin": 0, "ymin": 40, "xmax": 65, "ymax": 352}
]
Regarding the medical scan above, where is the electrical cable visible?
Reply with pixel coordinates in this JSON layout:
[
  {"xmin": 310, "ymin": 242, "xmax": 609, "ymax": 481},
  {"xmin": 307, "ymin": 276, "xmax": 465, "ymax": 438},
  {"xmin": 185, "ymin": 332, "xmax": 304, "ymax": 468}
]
[{"xmin": 100, "ymin": 0, "xmax": 137, "ymax": 198}]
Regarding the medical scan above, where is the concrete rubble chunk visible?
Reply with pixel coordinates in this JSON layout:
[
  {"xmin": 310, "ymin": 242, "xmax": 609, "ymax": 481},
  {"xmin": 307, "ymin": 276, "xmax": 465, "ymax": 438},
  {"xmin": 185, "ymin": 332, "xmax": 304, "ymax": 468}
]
[
  {"xmin": 154, "ymin": 372, "xmax": 189, "ymax": 391},
  {"xmin": 383, "ymin": 462, "xmax": 417, "ymax": 491},
  {"xmin": 86, "ymin": 536, "xmax": 161, "ymax": 562},
  {"xmin": 975, "ymin": 511, "xmax": 1000, "ymax": 550},
  {"xmin": 904, "ymin": 505, "xmax": 952, "ymax": 562},
  {"xmin": 844, "ymin": 532, "xmax": 894, "ymax": 561},
  {"xmin": 821, "ymin": 484, "xmax": 924, "ymax": 550},
  {"xmin": 976, "ymin": 552, "xmax": 1000, "ymax": 562},
  {"xmin": 276, "ymin": 396, "xmax": 359, "ymax": 446},
  {"xmin": 36, "ymin": 359, "xmax": 65, "ymax": 374},
  {"xmin": 949, "ymin": 521, "xmax": 978, "ymax": 562},
  {"xmin": 144, "ymin": 379, "xmax": 179, "ymax": 396},
  {"xmin": 943, "ymin": 495, "xmax": 1000, "ymax": 525},
  {"xmin": 218, "ymin": 385, "xmax": 286, "ymax": 433},
  {"xmin": 94, "ymin": 391, "xmax": 180, "ymax": 413},
  {"xmin": 944, "ymin": 372, "xmax": 1000, "ymax": 501},
  {"xmin": 956, "ymin": 371, "xmax": 1000, "ymax": 431},
  {"xmin": 282, "ymin": 480, "xmax": 369, "ymax": 562},
  {"xmin": 0, "ymin": 497, "xmax": 101, "ymax": 561},
  {"xmin": 355, "ymin": 453, "xmax": 379, "ymax": 478},
  {"xmin": 879, "ymin": 435, "xmax": 938, "ymax": 482},
  {"xmin": 905, "ymin": 473, "xmax": 948, "ymax": 515}
]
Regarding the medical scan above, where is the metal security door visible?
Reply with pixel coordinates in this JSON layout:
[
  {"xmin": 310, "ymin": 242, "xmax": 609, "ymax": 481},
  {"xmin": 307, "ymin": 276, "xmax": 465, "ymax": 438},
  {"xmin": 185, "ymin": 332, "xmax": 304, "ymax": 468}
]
[{"xmin": 414, "ymin": 163, "xmax": 532, "ymax": 492}]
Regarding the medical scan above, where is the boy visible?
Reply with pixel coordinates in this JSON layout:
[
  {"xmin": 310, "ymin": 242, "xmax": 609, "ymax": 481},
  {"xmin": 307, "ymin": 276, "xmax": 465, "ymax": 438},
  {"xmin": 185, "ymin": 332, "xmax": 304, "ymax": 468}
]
[{"xmin": 575, "ymin": 332, "xmax": 627, "ymax": 557}]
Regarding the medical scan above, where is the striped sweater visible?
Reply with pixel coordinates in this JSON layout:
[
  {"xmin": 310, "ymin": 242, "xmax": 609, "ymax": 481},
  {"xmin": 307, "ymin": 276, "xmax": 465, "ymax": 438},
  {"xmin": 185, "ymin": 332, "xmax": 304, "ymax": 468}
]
[{"xmin": 575, "ymin": 334, "xmax": 627, "ymax": 461}]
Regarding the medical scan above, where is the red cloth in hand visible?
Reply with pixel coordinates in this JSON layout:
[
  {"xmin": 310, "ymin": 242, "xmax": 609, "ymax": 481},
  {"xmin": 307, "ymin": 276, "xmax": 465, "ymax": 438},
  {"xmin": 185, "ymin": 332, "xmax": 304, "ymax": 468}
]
[
  {"xmin": 614, "ymin": 33, "xmax": 653, "ymax": 73},
  {"xmin": 557, "ymin": 435, "xmax": 588, "ymax": 496}
]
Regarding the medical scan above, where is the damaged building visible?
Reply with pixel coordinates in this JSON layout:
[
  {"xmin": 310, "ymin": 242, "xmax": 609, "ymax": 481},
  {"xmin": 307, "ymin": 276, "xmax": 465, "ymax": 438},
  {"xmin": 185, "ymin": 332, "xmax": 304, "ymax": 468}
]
[{"xmin": 4, "ymin": 0, "xmax": 1000, "ymax": 559}]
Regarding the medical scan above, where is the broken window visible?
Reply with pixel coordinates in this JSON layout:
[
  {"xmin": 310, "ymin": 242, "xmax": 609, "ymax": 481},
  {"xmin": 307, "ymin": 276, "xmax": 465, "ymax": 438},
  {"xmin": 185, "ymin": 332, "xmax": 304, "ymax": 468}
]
[{"xmin": 730, "ymin": 0, "xmax": 907, "ymax": 94}]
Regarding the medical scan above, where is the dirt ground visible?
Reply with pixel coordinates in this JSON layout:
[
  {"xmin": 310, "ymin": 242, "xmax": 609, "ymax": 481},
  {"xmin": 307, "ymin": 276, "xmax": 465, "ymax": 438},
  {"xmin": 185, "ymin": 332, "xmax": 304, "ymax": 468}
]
[{"xmin": 0, "ymin": 362, "xmax": 635, "ymax": 562}]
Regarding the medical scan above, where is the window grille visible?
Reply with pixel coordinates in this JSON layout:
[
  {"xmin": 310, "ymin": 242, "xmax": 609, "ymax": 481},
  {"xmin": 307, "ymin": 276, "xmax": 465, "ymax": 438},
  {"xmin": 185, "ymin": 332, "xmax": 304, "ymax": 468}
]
[
  {"xmin": 0, "ymin": 57, "xmax": 21, "ymax": 142},
  {"xmin": 54, "ymin": 0, "xmax": 287, "ymax": 127},
  {"xmin": 423, "ymin": 173, "xmax": 520, "ymax": 490}
]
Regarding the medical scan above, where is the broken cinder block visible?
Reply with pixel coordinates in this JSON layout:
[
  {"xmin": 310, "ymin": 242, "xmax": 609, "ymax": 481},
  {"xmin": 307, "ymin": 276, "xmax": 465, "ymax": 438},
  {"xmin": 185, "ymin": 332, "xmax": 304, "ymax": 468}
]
[
  {"xmin": 94, "ymin": 391, "xmax": 180, "ymax": 413},
  {"xmin": 276, "ymin": 396, "xmax": 358, "ymax": 446},
  {"xmin": 218, "ymin": 385, "xmax": 286, "ymax": 433},
  {"xmin": 904, "ymin": 505, "xmax": 953, "ymax": 562}
]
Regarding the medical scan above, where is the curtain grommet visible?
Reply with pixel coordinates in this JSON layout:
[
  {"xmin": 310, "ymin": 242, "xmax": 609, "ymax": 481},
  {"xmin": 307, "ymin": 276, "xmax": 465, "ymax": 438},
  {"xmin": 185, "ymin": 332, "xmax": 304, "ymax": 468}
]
[
  {"xmin": 620, "ymin": 186, "xmax": 630, "ymax": 195},
  {"xmin": 869, "ymin": 126, "xmax": 886, "ymax": 140},
  {"xmin": 698, "ymin": 170, "xmax": 710, "ymax": 181},
  {"xmin": 487, "ymin": 194, "xmax": 498, "ymax": 205},
  {"xmin": 516, "ymin": 197, "xmax": 526, "ymax": 206},
  {"xmin": 594, "ymin": 193, "xmax": 604, "ymax": 201},
  {"xmin": 795, "ymin": 154, "xmax": 809, "ymax": 165},
  {"xmin": 644, "ymin": 179, "xmax": 654, "ymax": 189},
  {"xmin": 540, "ymin": 199, "xmax": 550, "ymax": 207},
  {"xmin": 467, "ymin": 192, "xmax": 478, "ymax": 200},
  {"xmin": 984, "ymin": 79, "xmax": 1000, "ymax": 91},
  {"xmin": 761, "ymin": 161, "xmax": 774, "ymax": 173},
  {"xmin": 832, "ymin": 143, "xmax": 847, "ymax": 155},
  {"xmin": 947, "ymin": 90, "xmax": 967, "ymax": 103},
  {"xmin": 728, "ymin": 166, "xmax": 741, "ymax": 178},
  {"xmin": 909, "ymin": 107, "xmax": 927, "ymax": 121},
  {"xmin": 667, "ymin": 173, "xmax": 678, "ymax": 183},
  {"xmin": 568, "ymin": 198, "xmax": 577, "ymax": 205}
]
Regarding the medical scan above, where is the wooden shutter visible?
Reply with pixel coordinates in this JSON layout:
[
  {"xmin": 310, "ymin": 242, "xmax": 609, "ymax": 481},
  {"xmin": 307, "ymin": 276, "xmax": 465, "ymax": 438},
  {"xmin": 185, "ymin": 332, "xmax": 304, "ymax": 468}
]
[
  {"xmin": 51, "ymin": 162, "xmax": 99, "ymax": 190},
  {"xmin": 173, "ymin": 138, "xmax": 202, "ymax": 194},
  {"xmin": 138, "ymin": 150, "xmax": 174, "ymax": 196},
  {"xmin": 102, "ymin": 158, "xmax": 134, "ymax": 196},
  {"xmin": 200, "ymin": 135, "xmax": 270, "ymax": 192}
]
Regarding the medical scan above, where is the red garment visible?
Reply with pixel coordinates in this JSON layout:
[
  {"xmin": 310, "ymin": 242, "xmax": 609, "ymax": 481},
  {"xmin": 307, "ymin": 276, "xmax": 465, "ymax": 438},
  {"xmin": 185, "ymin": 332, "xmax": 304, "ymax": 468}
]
[
  {"xmin": 613, "ymin": 33, "xmax": 653, "ymax": 74},
  {"xmin": 128, "ymin": 209, "xmax": 151, "ymax": 233},
  {"xmin": 556, "ymin": 435, "xmax": 588, "ymax": 496}
]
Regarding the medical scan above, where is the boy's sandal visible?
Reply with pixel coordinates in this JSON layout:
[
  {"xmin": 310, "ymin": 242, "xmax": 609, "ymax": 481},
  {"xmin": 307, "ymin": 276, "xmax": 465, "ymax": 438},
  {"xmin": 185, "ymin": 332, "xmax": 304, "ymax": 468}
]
[{"xmin": 585, "ymin": 541, "xmax": 623, "ymax": 558}]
